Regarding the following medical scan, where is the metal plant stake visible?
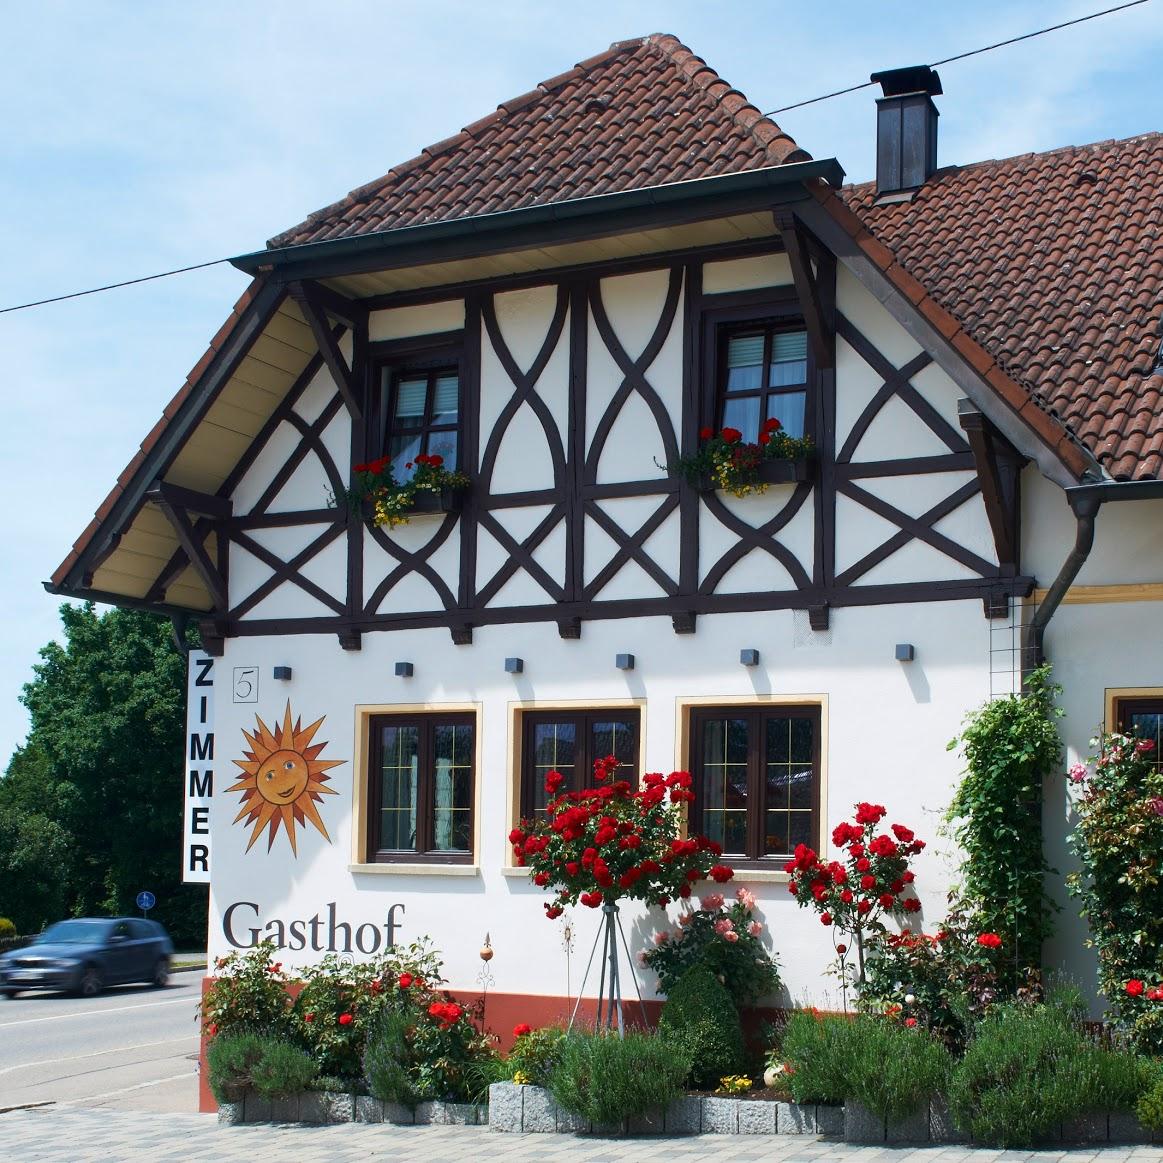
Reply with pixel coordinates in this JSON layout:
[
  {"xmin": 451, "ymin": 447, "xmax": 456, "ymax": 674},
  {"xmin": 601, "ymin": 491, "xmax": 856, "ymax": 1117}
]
[{"xmin": 567, "ymin": 902, "xmax": 648, "ymax": 1035}]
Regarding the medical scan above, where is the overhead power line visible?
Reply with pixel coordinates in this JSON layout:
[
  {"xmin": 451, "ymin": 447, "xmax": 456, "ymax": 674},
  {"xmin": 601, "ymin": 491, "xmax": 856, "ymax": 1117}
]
[
  {"xmin": 0, "ymin": 259, "xmax": 230, "ymax": 315},
  {"xmin": 0, "ymin": 0, "xmax": 1152, "ymax": 317},
  {"xmin": 763, "ymin": 0, "xmax": 1150, "ymax": 116}
]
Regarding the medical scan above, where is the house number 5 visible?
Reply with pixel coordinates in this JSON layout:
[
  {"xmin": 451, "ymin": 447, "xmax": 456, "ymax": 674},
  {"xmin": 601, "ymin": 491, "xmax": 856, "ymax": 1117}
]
[{"xmin": 233, "ymin": 667, "xmax": 259, "ymax": 703}]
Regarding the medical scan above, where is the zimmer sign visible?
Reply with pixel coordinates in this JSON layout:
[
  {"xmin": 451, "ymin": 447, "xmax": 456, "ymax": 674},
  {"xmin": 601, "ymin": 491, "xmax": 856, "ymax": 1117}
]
[{"xmin": 183, "ymin": 651, "xmax": 215, "ymax": 883}]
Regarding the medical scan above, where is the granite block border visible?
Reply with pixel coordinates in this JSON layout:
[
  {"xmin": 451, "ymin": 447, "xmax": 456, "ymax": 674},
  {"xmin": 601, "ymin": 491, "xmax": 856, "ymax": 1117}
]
[
  {"xmin": 218, "ymin": 1083, "xmax": 1156, "ymax": 1144},
  {"xmin": 485, "ymin": 1082, "xmax": 842, "ymax": 1137},
  {"xmin": 221, "ymin": 1090, "xmax": 486, "ymax": 1127}
]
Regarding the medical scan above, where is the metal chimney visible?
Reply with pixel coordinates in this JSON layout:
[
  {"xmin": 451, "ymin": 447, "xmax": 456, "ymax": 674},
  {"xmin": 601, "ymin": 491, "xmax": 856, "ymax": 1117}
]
[{"xmin": 870, "ymin": 65, "xmax": 942, "ymax": 199}]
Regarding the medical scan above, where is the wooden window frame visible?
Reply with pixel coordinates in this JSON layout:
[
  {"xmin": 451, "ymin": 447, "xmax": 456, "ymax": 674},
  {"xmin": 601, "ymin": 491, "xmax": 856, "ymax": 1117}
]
[
  {"xmin": 366, "ymin": 710, "xmax": 475, "ymax": 864},
  {"xmin": 369, "ymin": 331, "xmax": 465, "ymax": 475},
  {"xmin": 687, "ymin": 703, "xmax": 821, "ymax": 867},
  {"xmin": 698, "ymin": 287, "xmax": 815, "ymax": 443},
  {"xmin": 519, "ymin": 708, "xmax": 641, "ymax": 821},
  {"xmin": 1111, "ymin": 692, "xmax": 1163, "ymax": 771}
]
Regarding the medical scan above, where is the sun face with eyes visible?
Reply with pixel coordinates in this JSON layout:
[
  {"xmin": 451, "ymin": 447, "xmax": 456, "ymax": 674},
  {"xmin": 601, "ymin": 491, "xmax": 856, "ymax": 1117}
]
[{"xmin": 227, "ymin": 703, "xmax": 344, "ymax": 855}]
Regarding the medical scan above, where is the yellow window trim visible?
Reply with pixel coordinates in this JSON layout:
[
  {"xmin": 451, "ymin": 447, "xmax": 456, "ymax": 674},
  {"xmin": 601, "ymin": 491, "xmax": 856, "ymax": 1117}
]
[{"xmin": 351, "ymin": 701, "xmax": 483, "ymax": 869}]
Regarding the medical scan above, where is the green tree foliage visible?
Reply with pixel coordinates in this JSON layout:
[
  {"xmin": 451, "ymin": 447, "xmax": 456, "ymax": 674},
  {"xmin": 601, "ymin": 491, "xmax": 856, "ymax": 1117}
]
[
  {"xmin": 946, "ymin": 665, "xmax": 1063, "ymax": 985},
  {"xmin": 0, "ymin": 603, "xmax": 206, "ymax": 944}
]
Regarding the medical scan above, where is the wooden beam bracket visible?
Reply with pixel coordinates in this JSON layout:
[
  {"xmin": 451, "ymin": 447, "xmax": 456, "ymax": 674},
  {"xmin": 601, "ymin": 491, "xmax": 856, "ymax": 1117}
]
[
  {"xmin": 958, "ymin": 401, "xmax": 1025, "ymax": 576},
  {"xmin": 289, "ymin": 280, "xmax": 364, "ymax": 420},
  {"xmin": 557, "ymin": 617, "xmax": 582, "ymax": 640},
  {"xmin": 808, "ymin": 603, "xmax": 831, "ymax": 631},
  {"xmin": 147, "ymin": 481, "xmax": 231, "ymax": 613},
  {"xmin": 774, "ymin": 211, "xmax": 834, "ymax": 369},
  {"xmin": 450, "ymin": 624, "xmax": 474, "ymax": 646}
]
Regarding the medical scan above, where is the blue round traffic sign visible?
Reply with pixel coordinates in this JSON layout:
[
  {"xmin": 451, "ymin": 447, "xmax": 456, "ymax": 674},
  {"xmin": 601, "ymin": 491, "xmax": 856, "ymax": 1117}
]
[{"xmin": 136, "ymin": 891, "xmax": 156, "ymax": 911}]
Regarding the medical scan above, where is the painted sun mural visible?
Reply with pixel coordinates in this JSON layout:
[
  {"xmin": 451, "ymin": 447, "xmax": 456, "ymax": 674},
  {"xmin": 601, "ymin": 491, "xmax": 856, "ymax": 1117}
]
[{"xmin": 228, "ymin": 703, "xmax": 344, "ymax": 855}]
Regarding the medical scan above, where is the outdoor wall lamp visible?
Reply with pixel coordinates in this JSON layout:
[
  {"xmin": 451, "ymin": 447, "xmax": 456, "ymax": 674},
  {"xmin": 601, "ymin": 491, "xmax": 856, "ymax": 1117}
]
[
  {"xmin": 394, "ymin": 662, "xmax": 414, "ymax": 677},
  {"xmin": 739, "ymin": 649, "xmax": 760, "ymax": 667},
  {"xmin": 504, "ymin": 657, "xmax": 524, "ymax": 674}
]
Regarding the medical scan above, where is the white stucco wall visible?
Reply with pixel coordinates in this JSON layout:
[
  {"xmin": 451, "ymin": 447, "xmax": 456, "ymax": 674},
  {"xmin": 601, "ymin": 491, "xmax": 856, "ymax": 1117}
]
[{"xmin": 206, "ymin": 597, "xmax": 996, "ymax": 1008}]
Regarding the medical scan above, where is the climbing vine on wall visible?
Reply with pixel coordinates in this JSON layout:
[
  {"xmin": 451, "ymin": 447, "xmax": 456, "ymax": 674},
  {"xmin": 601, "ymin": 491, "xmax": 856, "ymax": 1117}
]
[{"xmin": 946, "ymin": 665, "xmax": 1063, "ymax": 987}]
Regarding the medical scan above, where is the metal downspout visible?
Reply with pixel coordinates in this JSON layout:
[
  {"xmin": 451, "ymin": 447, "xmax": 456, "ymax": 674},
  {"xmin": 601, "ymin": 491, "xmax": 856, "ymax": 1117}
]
[{"xmin": 1023, "ymin": 490, "xmax": 1103, "ymax": 671}]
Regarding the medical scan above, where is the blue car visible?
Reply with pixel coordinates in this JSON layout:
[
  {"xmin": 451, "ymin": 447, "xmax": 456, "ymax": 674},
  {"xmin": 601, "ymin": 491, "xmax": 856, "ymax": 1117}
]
[{"xmin": 0, "ymin": 917, "xmax": 173, "ymax": 998}]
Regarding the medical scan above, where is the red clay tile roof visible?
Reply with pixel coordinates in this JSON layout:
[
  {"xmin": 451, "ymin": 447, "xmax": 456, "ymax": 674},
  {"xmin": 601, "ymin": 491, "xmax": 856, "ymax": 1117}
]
[
  {"xmin": 842, "ymin": 134, "xmax": 1163, "ymax": 481},
  {"xmin": 268, "ymin": 33, "xmax": 809, "ymax": 248}
]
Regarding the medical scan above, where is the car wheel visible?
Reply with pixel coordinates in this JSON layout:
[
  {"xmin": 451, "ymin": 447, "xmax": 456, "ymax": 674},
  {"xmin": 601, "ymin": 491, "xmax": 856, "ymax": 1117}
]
[
  {"xmin": 1, "ymin": 988, "xmax": 19, "ymax": 999},
  {"xmin": 151, "ymin": 957, "xmax": 170, "ymax": 988},
  {"xmin": 78, "ymin": 967, "xmax": 103, "ymax": 998}
]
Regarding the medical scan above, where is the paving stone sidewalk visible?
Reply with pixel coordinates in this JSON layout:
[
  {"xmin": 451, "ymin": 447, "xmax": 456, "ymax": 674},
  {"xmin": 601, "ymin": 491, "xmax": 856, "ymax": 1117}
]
[{"xmin": 2, "ymin": 1105, "xmax": 1161, "ymax": 1163}]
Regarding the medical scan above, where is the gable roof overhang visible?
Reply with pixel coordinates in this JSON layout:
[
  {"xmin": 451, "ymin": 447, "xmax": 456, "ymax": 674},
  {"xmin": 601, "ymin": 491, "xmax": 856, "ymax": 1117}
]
[{"xmin": 232, "ymin": 159, "xmax": 845, "ymax": 285}]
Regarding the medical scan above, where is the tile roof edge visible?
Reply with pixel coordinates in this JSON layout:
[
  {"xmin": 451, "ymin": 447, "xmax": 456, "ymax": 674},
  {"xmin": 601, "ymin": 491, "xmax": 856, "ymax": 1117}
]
[
  {"xmin": 840, "ymin": 129, "xmax": 1163, "ymax": 194},
  {"xmin": 50, "ymin": 277, "xmax": 269, "ymax": 590},
  {"xmin": 643, "ymin": 33, "xmax": 809, "ymax": 166},
  {"xmin": 266, "ymin": 32, "xmax": 809, "ymax": 249},
  {"xmin": 807, "ymin": 181, "xmax": 1094, "ymax": 482}
]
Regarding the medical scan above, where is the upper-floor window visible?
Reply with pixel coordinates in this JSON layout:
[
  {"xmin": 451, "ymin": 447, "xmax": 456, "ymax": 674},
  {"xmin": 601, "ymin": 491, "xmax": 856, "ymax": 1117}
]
[
  {"xmin": 381, "ymin": 362, "xmax": 461, "ymax": 479},
  {"xmin": 520, "ymin": 709, "xmax": 640, "ymax": 820},
  {"xmin": 718, "ymin": 325, "xmax": 809, "ymax": 440}
]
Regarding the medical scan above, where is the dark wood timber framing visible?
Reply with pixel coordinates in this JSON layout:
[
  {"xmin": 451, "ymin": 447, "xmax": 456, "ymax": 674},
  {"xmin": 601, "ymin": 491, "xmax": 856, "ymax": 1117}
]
[
  {"xmin": 146, "ymin": 482, "xmax": 232, "ymax": 614},
  {"xmin": 64, "ymin": 227, "xmax": 1039, "ymax": 649}
]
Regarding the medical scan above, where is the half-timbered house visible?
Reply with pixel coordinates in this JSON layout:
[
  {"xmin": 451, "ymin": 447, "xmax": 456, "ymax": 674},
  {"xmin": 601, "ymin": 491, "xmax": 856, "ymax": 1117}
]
[{"xmin": 49, "ymin": 34, "xmax": 1163, "ymax": 1080}]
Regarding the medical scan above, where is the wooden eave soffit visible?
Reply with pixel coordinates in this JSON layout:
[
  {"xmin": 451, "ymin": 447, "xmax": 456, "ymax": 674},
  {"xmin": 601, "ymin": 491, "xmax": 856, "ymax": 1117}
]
[
  {"xmin": 957, "ymin": 402, "xmax": 1024, "ymax": 572},
  {"xmin": 773, "ymin": 210, "xmax": 834, "ymax": 370},
  {"xmin": 146, "ymin": 481, "xmax": 232, "ymax": 613},
  {"xmin": 287, "ymin": 280, "xmax": 366, "ymax": 420}
]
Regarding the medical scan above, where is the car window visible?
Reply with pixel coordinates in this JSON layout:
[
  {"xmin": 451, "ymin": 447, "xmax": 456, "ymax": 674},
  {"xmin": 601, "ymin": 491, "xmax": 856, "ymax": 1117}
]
[
  {"xmin": 36, "ymin": 920, "xmax": 110, "ymax": 944},
  {"xmin": 112, "ymin": 921, "xmax": 131, "ymax": 939},
  {"xmin": 128, "ymin": 920, "xmax": 153, "ymax": 939}
]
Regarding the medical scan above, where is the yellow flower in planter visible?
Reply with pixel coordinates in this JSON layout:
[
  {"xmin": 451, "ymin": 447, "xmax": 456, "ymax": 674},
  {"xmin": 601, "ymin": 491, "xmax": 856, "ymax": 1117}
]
[{"xmin": 716, "ymin": 1074, "xmax": 752, "ymax": 1096}]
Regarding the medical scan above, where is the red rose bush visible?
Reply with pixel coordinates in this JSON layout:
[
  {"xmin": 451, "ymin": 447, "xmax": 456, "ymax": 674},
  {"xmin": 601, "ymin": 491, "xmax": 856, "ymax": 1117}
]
[{"xmin": 510, "ymin": 756, "xmax": 733, "ymax": 916}]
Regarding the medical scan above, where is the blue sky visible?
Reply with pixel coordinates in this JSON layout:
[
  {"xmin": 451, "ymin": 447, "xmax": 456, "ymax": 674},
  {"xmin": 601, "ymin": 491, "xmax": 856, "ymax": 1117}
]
[{"xmin": 1, "ymin": 0, "xmax": 1159, "ymax": 765}]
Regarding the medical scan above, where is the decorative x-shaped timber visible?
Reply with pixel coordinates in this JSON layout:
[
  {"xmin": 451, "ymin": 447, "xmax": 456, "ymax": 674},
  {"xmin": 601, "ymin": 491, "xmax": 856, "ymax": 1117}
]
[{"xmin": 833, "ymin": 315, "xmax": 998, "ymax": 587}]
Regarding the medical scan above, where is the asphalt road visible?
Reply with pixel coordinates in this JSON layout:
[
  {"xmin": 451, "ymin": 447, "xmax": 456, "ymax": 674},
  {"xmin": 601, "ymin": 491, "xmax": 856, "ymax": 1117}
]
[{"xmin": 0, "ymin": 972, "xmax": 201, "ymax": 1114}]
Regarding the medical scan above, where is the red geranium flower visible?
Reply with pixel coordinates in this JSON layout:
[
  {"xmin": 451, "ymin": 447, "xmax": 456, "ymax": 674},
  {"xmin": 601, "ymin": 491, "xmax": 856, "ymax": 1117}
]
[
  {"xmin": 976, "ymin": 933, "xmax": 1002, "ymax": 949},
  {"xmin": 763, "ymin": 417, "xmax": 782, "ymax": 432},
  {"xmin": 699, "ymin": 426, "xmax": 714, "ymax": 440},
  {"xmin": 398, "ymin": 973, "xmax": 413, "ymax": 989},
  {"xmin": 338, "ymin": 1012, "xmax": 353, "ymax": 1026},
  {"xmin": 513, "ymin": 1023, "xmax": 533, "ymax": 1038},
  {"xmin": 720, "ymin": 427, "xmax": 742, "ymax": 444},
  {"xmin": 1126, "ymin": 979, "xmax": 1146, "ymax": 996},
  {"xmin": 709, "ymin": 864, "xmax": 734, "ymax": 883}
]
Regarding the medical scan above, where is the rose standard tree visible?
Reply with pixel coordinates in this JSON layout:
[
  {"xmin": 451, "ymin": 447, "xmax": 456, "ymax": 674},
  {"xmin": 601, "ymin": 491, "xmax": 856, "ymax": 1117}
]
[
  {"xmin": 785, "ymin": 802, "xmax": 925, "ymax": 1001},
  {"xmin": 510, "ymin": 756, "xmax": 733, "ymax": 1031}
]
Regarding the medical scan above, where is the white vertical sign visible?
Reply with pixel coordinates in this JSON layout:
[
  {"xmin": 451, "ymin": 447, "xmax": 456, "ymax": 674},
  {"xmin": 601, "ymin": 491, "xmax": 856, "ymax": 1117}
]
[{"xmin": 183, "ymin": 651, "xmax": 215, "ymax": 884}]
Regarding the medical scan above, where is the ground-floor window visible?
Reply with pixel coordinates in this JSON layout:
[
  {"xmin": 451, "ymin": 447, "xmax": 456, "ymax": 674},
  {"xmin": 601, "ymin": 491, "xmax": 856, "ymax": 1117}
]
[
  {"xmin": 688, "ymin": 704, "xmax": 820, "ymax": 865},
  {"xmin": 367, "ymin": 712, "xmax": 475, "ymax": 862},
  {"xmin": 1113, "ymin": 694, "xmax": 1163, "ymax": 772},
  {"xmin": 519, "ymin": 709, "xmax": 640, "ymax": 820}
]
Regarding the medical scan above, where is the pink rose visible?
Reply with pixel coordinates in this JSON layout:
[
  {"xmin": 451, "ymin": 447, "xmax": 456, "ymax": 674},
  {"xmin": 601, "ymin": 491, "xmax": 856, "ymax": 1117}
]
[
  {"xmin": 1135, "ymin": 739, "xmax": 1156, "ymax": 754},
  {"xmin": 723, "ymin": 930, "xmax": 739, "ymax": 943},
  {"xmin": 652, "ymin": 930, "xmax": 669, "ymax": 946},
  {"xmin": 672, "ymin": 928, "xmax": 685, "ymax": 942},
  {"xmin": 714, "ymin": 918, "xmax": 733, "ymax": 936},
  {"xmin": 735, "ymin": 887, "xmax": 757, "ymax": 910},
  {"xmin": 1150, "ymin": 797, "xmax": 1163, "ymax": 817},
  {"xmin": 700, "ymin": 893, "xmax": 724, "ymax": 912},
  {"xmin": 748, "ymin": 920, "xmax": 763, "ymax": 937},
  {"xmin": 636, "ymin": 950, "xmax": 648, "ymax": 966},
  {"xmin": 1067, "ymin": 762, "xmax": 1088, "ymax": 784}
]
